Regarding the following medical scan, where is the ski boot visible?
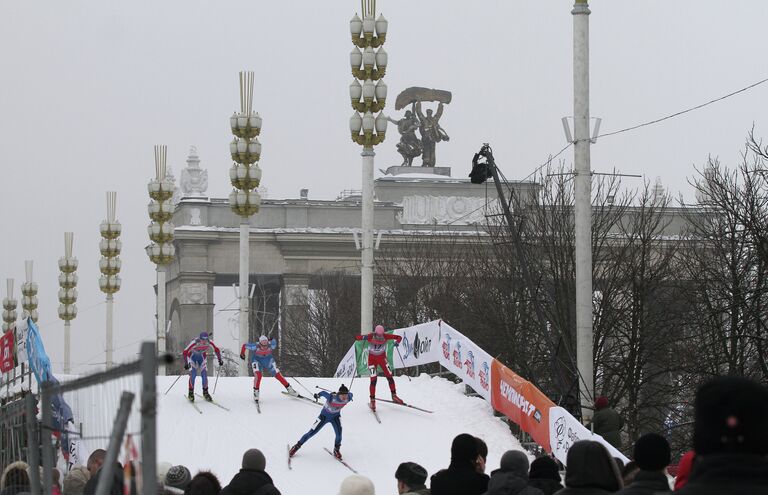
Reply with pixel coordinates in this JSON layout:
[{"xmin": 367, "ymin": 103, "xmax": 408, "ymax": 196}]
[
  {"xmin": 253, "ymin": 388, "xmax": 260, "ymax": 402},
  {"xmin": 285, "ymin": 385, "xmax": 299, "ymax": 397},
  {"xmin": 187, "ymin": 389, "xmax": 195, "ymax": 402},
  {"xmin": 391, "ymin": 392, "xmax": 404, "ymax": 405},
  {"xmin": 369, "ymin": 396, "xmax": 376, "ymax": 411},
  {"xmin": 289, "ymin": 443, "xmax": 301, "ymax": 457},
  {"xmin": 333, "ymin": 444, "xmax": 342, "ymax": 460},
  {"xmin": 202, "ymin": 388, "xmax": 213, "ymax": 402}
]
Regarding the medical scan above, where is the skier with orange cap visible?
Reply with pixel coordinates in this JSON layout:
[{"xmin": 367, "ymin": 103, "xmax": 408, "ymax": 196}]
[{"xmin": 355, "ymin": 324, "xmax": 403, "ymax": 411}]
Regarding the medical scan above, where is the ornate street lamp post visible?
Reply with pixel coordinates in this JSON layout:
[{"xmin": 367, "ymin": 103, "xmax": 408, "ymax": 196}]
[
  {"xmin": 2, "ymin": 279, "xmax": 17, "ymax": 335},
  {"xmin": 58, "ymin": 232, "xmax": 78, "ymax": 374},
  {"xmin": 349, "ymin": 0, "xmax": 388, "ymax": 334},
  {"xmin": 99, "ymin": 191, "xmax": 122, "ymax": 369},
  {"xmin": 146, "ymin": 145, "xmax": 176, "ymax": 375},
  {"xmin": 21, "ymin": 261, "xmax": 39, "ymax": 324},
  {"xmin": 229, "ymin": 71, "xmax": 263, "ymax": 376}
]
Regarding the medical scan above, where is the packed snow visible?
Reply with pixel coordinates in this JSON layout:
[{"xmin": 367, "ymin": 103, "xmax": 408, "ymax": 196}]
[{"xmin": 157, "ymin": 374, "xmax": 525, "ymax": 494}]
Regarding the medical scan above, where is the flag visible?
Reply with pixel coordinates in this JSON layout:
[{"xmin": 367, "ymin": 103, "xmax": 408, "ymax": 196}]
[
  {"xmin": 26, "ymin": 318, "xmax": 52, "ymax": 383},
  {"xmin": 0, "ymin": 331, "xmax": 14, "ymax": 372}
]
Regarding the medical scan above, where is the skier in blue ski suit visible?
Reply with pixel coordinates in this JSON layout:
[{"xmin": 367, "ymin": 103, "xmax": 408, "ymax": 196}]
[
  {"xmin": 289, "ymin": 384, "xmax": 353, "ymax": 460},
  {"xmin": 240, "ymin": 335, "xmax": 297, "ymax": 401}
]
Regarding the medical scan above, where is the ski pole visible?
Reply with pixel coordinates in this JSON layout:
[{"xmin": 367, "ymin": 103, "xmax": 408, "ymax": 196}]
[
  {"xmin": 213, "ymin": 366, "xmax": 221, "ymax": 395},
  {"xmin": 316, "ymin": 385, "xmax": 332, "ymax": 393},
  {"xmin": 290, "ymin": 376, "xmax": 314, "ymax": 396},
  {"xmin": 350, "ymin": 369, "xmax": 358, "ymax": 389},
  {"xmin": 164, "ymin": 374, "xmax": 183, "ymax": 395},
  {"xmin": 395, "ymin": 346, "xmax": 412, "ymax": 381}
]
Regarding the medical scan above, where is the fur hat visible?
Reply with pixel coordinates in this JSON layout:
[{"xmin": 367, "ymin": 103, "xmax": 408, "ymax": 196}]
[
  {"xmin": 62, "ymin": 465, "xmax": 90, "ymax": 495},
  {"xmin": 633, "ymin": 433, "xmax": 671, "ymax": 471},
  {"xmin": 242, "ymin": 448, "xmax": 266, "ymax": 471},
  {"xmin": 164, "ymin": 465, "xmax": 192, "ymax": 490},
  {"xmin": 395, "ymin": 462, "xmax": 427, "ymax": 488},
  {"xmin": 0, "ymin": 461, "xmax": 30, "ymax": 490},
  {"xmin": 693, "ymin": 376, "xmax": 768, "ymax": 455},
  {"xmin": 338, "ymin": 474, "xmax": 375, "ymax": 495}
]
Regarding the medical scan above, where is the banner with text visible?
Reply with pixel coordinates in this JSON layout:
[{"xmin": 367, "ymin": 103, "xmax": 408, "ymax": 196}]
[
  {"xmin": 491, "ymin": 360, "xmax": 555, "ymax": 453},
  {"xmin": 435, "ymin": 322, "xmax": 494, "ymax": 401},
  {"xmin": 549, "ymin": 406, "xmax": 629, "ymax": 466},
  {"xmin": 392, "ymin": 320, "xmax": 442, "ymax": 368},
  {"xmin": 0, "ymin": 331, "xmax": 15, "ymax": 372}
]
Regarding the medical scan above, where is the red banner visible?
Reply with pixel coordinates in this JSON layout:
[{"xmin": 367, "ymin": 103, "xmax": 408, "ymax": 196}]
[
  {"xmin": 0, "ymin": 331, "xmax": 15, "ymax": 372},
  {"xmin": 491, "ymin": 360, "xmax": 555, "ymax": 452}
]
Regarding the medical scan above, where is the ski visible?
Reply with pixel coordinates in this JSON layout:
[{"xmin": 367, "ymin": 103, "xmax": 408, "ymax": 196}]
[
  {"xmin": 374, "ymin": 396, "xmax": 433, "ymax": 413},
  {"xmin": 369, "ymin": 402, "xmax": 382, "ymax": 423},
  {"xmin": 323, "ymin": 447, "xmax": 357, "ymax": 473},
  {"xmin": 185, "ymin": 395, "xmax": 203, "ymax": 414},
  {"xmin": 255, "ymin": 400, "xmax": 261, "ymax": 414},
  {"xmin": 195, "ymin": 394, "xmax": 230, "ymax": 411},
  {"xmin": 281, "ymin": 391, "xmax": 322, "ymax": 407},
  {"xmin": 287, "ymin": 443, "xmax": 292, "ymax": 470}
]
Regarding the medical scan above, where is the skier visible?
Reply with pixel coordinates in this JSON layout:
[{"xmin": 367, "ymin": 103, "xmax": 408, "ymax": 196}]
[
  {"xmin": 240, "ymin": 335, "xmax": 298, "ymax": 402},
  {"xmin": 355, "ymin": 324, "xmax": 403, "ymax": 411},
  {"xmin": 289, "ymin": 384, "xmax": 353, "ymax": 460},
  {"xmin": 182, "ymin": 331, "xmax": 222, "ymax": 402}
]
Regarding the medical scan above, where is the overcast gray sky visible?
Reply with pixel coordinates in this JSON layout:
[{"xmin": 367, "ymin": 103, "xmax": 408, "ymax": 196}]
[{"xmin": 1, "ymin": 1, "xmax": 766, "ymax": 373}]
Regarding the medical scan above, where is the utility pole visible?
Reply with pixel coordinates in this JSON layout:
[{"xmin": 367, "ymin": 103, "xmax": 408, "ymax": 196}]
[{"xmin": 572, "ymin": 0, "xmax": 594, "ymax": 423}]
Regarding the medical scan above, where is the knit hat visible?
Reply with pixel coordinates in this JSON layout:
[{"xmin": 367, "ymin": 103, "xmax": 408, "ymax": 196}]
[
  {"xmin": 633, "ymin": 433, "xmax": 670, "ymax": 471},
  {"xmin": 338, "ymin": 384, "xmax": 350, "ymax": 394},
  {"xmin": 164, "ymin": 465, "xmax": 192, "ymax": 490},
  {"xmin": 529, "ymin": 456, "xmax": 560, "ymax": 482},
  {"xmin": 499, "ymin": 450, "xmax": 529, "ymax": 477},
  {"xmin": 693, "ymin": 376, "xmax": 768, "ymax": 455},
  {"xmin": 242, "ymin": 448, "xmax": 266, "ymax": 471},
  {"xmin": 338, "ymin": 474, "xmax": 375, "ymax": 495},
  {"xmin": 62, "ymin": 465, "xmax": 90, "ymax": 495},
  {"xmin": 374, "ymin": 325, "xmax": 385, "ymax": 335},
  {"xmin": 595, "ymin": 396, "xmax": 609, "ymax": 410},
  {"xmin": 450, "ymin": 433, "xmax": 479, "ymax": 464},
  {"xmin": 395, "ymin": 462, "xmax": 427, "ymax": 488}
]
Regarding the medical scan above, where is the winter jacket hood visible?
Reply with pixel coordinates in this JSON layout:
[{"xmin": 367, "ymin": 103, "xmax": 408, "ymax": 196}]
[
  {"xmin": 220, "ymin": 468, "xmax": 281, "ymax": 495},
  {"xmin": 563, "ymin": 441, "xmax": 622, "ymax": 492}
]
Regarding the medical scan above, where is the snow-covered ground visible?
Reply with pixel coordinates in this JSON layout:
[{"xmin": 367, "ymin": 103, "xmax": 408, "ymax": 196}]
[{"xmin": 157, "ymin": 374, "xmax": 524, "ymax": 494}]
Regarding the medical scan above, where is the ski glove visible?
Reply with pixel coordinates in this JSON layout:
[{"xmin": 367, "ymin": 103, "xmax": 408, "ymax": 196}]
[
  {"xmin": 394, "ymin": 341, "xmax": 399, "ymax": 347},
  {"xmin": 218, "ymin": 359, "xmax": 223, "ymax": 366},
  {"xmin": 313, "ymin": 393, "xmax": 319, "ymax": 400},
  {"xmin": 184, "ymin": 363, "xmax": 190, "ymax": 370},
  {"xmin": 239, "ymin": 353, "xmax": 245, "ymax": 360}
]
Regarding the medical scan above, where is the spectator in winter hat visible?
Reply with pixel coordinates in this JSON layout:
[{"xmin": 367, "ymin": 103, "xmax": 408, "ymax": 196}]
[
  {"xmin": 156, "ymin": 462, "xmax": 173, "ymax": 486},
  {"xmin": 672, "ymin": 451, "xmax": 695, "ymax": 491},
  {"xmin": 395, "ymin": 462, "xmax": 429, "ymax": 495},
  {"xmin": 185, "ymin": 471, "xmax": 221, "ymax": 495},
  {"xmin": 164, "ymin": 465, "xmax": 192, "ymax": 495},
  {"xmin": 557, "ymin": 440, "xmax": 622, "ymax": 495},
  {"xmin": 527, "ymin": 456, "xmax": 563, "ymax": 495},
  {"xmin": 614, "ymin": 433, "xmax": 670, "ymax": 495},
  {"xmin": 485, "ymin": 450, "xmax": 543, "ymax": 495},
  {"xmin": 62, "ymin": 465, "xmax": 90, "ymax": 495},
  {"xmin": 475, "ymin": 437, "xmax": 488, "ymax": 474},
  {"xmin": 430, "ymin": 433, "xmax": 489, "ymax": 495},
  {"xmin": 589, "ymin": 397, "xmax": 623, "ymax": 450},
  {"xmin": 676, "ymin": 376, "xmax": 768, "ymax": 495},
  {"xmin": 0, "ymin": 461, "xmax": 30, "ymax": 495},
  {"xmin": 220, "ymin": 448, "xmax": 280, "ymax": 495},
  {"xmin": 338, "ymin": 474, "xmax": 375, "ymax": 495}
]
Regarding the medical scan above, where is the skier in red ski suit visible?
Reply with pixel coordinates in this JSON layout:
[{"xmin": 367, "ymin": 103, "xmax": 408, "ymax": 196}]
[{"xmin": 355, "ymin": 324, "xmax": 403, "ymax": 410}]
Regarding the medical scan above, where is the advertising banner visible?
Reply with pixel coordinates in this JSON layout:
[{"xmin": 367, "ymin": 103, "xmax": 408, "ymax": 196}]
[
  {"xmin": 436, "ymin": 322, "xmax": 493, "ymax": 401},
  {"xmin": 0, "ymin": 331, "xmax": 15, "ymax": 372},
  {"xmin": 549, "ymin": 406, "xmax": 629, "ymax": 466},
  {"xmin": 491, "ymin": 360, "xmax": 555, "ymax": 452},
  {"xmin": 334, "ymin": 343, "xmax": 357, "ymax": 379},
  {"xmin": 15, "ymin": 318, "xmax": 28, "ymax": 364},
  {"xmin": 391, "ymin": 320, "xmax": 441, "ymax": 368}
]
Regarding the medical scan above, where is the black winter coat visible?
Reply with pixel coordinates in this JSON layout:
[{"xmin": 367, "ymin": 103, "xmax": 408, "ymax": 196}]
[
  {"xmin": 554, "ymin": 441, "xmax": 622, "ymax": 495},
  {"xmin": 591, "ymin": 408, "xmax": 623, "ymax": 450},
  {"xmin": 220, "ymin": 469, "xmax": 281, "ymax": 495},
  {"xmin": 431, "ymin": 463, "xmax": 489, "ymax": 495},
  {"xmin": 675, "ymin": 453, "xmax": 768, "ymax": 495},
  {"xmin": 485, "ymin": 470, "xmax": 544, "ymax": 495},
  {"xmin": 613, "ymin": 470, "xmax": 669, "ymax": 495},
  {"xmin": 528, "ymin": 478, "xmax": 564, "ymax": 495}
]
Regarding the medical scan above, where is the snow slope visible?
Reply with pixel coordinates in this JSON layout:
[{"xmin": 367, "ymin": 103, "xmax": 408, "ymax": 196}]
[{"xmin": 157, "ymin": 374, "xmax": 524, "ymax": 494}]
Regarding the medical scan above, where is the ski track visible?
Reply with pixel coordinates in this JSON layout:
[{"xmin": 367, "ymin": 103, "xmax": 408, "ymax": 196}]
[{"xmin": 157, "ymin": 374, "xmax": 525, "ymax": 495}]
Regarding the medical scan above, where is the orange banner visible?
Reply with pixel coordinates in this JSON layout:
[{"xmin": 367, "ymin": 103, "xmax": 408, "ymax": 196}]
[{"xmin": 491, "ymin": 360, "xmax": 555, "ymax": 452}]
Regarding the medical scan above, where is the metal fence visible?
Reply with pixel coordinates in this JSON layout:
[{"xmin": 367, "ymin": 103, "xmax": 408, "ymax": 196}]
[{"xmin": 27, "ymin": 341, "xmax": 162, "ymax": 495}]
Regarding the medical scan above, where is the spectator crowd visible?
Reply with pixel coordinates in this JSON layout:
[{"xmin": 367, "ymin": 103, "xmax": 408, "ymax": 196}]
[{"xmin": 1, "ymin": 375, "xmax": 767, "ymax": 494}]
